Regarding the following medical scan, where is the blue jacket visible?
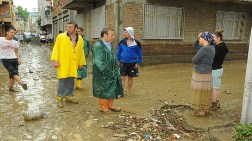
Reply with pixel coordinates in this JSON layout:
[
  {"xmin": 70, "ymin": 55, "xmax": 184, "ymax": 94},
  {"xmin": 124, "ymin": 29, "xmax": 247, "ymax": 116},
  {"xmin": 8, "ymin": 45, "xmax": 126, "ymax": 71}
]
[{"xmin": 116, "ymin": 39, "xmax": 142, "ymax": 64}]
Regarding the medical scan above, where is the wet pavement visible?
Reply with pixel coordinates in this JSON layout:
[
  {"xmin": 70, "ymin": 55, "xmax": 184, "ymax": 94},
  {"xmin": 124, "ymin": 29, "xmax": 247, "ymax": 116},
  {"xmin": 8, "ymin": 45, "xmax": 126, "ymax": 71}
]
[{"xmin": 0, "ymin": 43, "xmax": 246, "ymax": 140}]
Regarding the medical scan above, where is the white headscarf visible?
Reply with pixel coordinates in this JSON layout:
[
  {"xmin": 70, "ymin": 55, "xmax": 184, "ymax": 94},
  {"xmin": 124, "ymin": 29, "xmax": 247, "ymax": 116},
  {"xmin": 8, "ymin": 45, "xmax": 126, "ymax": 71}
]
[{"xmin": 125, "ymin": 27, "xmax": 134, "ymax": 39}]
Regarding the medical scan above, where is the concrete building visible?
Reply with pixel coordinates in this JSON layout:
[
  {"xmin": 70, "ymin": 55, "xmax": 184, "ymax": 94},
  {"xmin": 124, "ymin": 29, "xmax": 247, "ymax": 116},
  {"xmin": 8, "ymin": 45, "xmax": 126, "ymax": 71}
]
[
  {"xmin": 38, "ymin": 0, "xmax": 52, "ymax": 34},
  {"xmin": 58, "ymin": 0, "xmax": 252, "ymax": 65},
  {"xmin": 28, "ymin": 12, "xmax": 39, "ymax": 33},
  {"xmin": 13, "ymin": 13, "xmax": 24, "ymax": 33},
  {"xmin": 0, "ymin": 0, "xmax": 15, "ymax": 36},
  {"xmin": 51, "ymin": 0, "xmax": 77, "ymax": 40}
]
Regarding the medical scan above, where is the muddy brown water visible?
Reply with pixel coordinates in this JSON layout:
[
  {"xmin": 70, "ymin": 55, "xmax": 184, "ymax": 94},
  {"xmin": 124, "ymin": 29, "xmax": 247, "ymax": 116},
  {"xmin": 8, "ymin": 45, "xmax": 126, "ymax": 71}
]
[{"xmin": 0, "ymin": 44, "xmax": 246, "ymax": 140}]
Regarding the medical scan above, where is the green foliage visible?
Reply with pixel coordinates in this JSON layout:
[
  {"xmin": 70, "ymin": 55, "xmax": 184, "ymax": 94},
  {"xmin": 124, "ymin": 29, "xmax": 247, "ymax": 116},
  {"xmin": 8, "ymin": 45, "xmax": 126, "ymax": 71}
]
[
  {"xmin": 16, "ymin": 6, "xmax": 29, "ymax": 22},
  {"xmin": 235, "ymin": 123, "xmax": 252, "ymax": 140}
]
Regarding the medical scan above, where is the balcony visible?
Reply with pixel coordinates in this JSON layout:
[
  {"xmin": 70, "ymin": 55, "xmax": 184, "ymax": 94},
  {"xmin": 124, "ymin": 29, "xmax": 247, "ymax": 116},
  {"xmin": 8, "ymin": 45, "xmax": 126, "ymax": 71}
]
[{"xmin": 62, "ymin": 0, "xmax": 103, "ymax": 10}]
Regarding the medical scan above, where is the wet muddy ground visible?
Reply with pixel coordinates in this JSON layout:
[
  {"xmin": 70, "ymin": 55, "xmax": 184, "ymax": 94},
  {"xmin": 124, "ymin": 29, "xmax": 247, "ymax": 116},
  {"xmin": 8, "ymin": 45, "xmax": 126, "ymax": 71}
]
[{"xmin": 0, "ymin": 44, "xmax": 246, "ymax": 141}]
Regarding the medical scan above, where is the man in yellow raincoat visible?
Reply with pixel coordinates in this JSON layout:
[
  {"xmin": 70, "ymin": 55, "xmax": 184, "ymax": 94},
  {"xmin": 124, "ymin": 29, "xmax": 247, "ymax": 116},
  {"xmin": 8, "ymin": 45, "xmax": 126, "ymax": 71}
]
[
  {"xmin": 51, "ymin": 22, "xmax": 86, "ymax": 108},
  {"xmin": 92, "ymin": 28, "xmax": 123, "ymax": 112}
]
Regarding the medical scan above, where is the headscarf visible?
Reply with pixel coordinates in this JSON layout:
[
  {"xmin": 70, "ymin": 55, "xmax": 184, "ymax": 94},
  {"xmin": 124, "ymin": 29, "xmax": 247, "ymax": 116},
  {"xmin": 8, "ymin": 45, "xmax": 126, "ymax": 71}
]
[
  {"xmin": 200, "ymin": 31, "xmax": 216, "ymax": 46},
  {"xmin": 124, "ymin": 27, "xmax": 134, "ymax": 39}
]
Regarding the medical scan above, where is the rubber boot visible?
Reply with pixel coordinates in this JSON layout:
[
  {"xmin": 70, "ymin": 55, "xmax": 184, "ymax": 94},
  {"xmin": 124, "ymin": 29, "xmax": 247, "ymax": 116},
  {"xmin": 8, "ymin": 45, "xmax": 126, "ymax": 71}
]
[
  {"xmin": 66, "ymin": 96, "xmax": 78, "ymax": 104},
  {"xmin": 57, "ymin": 96, "xmax": 64, "ymax": 108},
  {"xmin": 75, "ymin": 79, "xmax": 82, "ymax": 90}
]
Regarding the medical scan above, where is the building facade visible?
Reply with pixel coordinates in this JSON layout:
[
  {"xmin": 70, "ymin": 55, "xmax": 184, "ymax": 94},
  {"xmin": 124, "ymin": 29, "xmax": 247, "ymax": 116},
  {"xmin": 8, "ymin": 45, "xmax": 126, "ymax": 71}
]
[
  {"xmin": 51, "ymin": 0, "xmax": 81, "ymax": 40},
  {"xmin": 38, "ymin": 0, "xmax": 52, "ymax": 34},
  {"xmin": 57, "ymin": 0, "xmax": 252, "ymax": 65},
  {"xmin": 28, "ymin": 12, "xmax": 39, "ymax": 33},
  {"xmin": 0, "ymin": 0, "xmax": 15, "ymax": 36},
  {"xmin": 13, "ymin": 14, "xmax": 24, "ymax": 33}
]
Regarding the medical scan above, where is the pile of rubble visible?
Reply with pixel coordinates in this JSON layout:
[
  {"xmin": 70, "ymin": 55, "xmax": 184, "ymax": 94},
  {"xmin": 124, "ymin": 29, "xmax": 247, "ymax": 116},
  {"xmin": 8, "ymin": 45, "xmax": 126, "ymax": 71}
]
[{"xmin": 103, "ymin": 104, "xmax": 205, "ymax": 140}]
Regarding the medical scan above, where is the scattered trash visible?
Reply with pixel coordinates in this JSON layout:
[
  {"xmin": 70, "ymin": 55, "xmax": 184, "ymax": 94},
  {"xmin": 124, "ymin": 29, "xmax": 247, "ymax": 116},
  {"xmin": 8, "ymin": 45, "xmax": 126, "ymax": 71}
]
[
  {"xmin": 23, "ymin": 110, "xmax": 49, "ymax": 121},
  {"xmin": 105, "ymin": 104, "xmax": 203, "ymax": 140},
  {"xmin": 128, "ymin": 132, "xmax": 141, "ymax": 140},
  {"xmin": 224, "ymin": 89, "xmax": 231, "ymax": 94},
  {"xmin": 171, "ymin": 133, "xmax": 181, "ymax": 140},
  {"xmin": 29, "ymin": 69, "xmax": 33, "ymax": 73},
  {"xmin": 113, "ymin": 133, "xmax": 128, "ymax": 138},
  {"xmin": 102, "ymin": 122, "xmax": 115, "ymax": 128},
  {"xmin": 144, "ymin": 134, "xmax": 152, "ymax": 139},
  {"xmin": 179, "ymin": 130, "xmax": 192, "ymax": 138},
  {"xmin": 166, "ymin": 121, "xmax": 176, "ymax": 130}
]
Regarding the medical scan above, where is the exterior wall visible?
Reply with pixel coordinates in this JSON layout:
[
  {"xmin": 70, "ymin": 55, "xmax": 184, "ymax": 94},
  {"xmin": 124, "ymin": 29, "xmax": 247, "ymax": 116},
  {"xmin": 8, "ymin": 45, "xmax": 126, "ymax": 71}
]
[
  {"xmin": 38, "ymin": 0, "xmax": 52, "ymax": 34},
  {"xmin": 122, "ymin": 2, "xmax": 143, "ymax": 40},
  {"xmin": 0, "ymin": 0, "xmax": 14, "ymax": 36},
  {"xmin": 84, "ymin": 8, "xmax": 91, "ymax": 37},
  {"xmin": 74, "ymin": 13, "xmax": 84, "ymax": 28},
  {"xmin": 52, "ymin": 10, "xmax": 70, "ymax": 39},
  {"xmin": 27, "ymin": 12, "xmax": 39, "ymax": 33},
  {"xmin": 53, "ymin": 0, "xmax": 111, "ymax": 44},
  {"xmin": 80, "ymin": 6, "xmax": 92, "ymax": 41},
  {"xmin": 52, "ymin": 0, "xmax": 69, "ymax": 17},
  {"xmin": 106, "ymin": 4, "xmax": 114, "ymax": 30},
  {"xmin": 55, "ymin": 0, "xmax": 252, "ymax": 65},
  {"xmin": 0, "ymin": 3, "xmax": 10, "ymax": 15},
  {"xmin": 52, "ymin": 0, "xmax": 73, "ymax": 40},
  {"xmin": 118, "ymin": 0, "xmax": 252, "ymax": 65}
]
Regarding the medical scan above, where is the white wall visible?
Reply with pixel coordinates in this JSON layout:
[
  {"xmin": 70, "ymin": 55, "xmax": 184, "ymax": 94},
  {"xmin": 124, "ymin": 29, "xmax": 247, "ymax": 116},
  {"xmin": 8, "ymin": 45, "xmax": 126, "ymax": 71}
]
[{"xmin": 74, "ymin": 13, "xmax": 84, "ymax": 28}]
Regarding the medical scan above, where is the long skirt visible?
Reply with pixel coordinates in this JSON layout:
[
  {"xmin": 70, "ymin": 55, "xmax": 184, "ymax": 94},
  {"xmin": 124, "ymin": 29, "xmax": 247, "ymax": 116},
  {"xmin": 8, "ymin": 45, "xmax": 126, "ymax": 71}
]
[{"xmin": 190, "ymin": 70, "xmax": 212, "ymax": 110}]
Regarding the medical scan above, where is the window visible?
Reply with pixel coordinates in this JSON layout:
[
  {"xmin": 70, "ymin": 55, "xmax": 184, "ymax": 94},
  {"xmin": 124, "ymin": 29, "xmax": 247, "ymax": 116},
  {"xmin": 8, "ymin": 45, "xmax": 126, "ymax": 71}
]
[
  {"xmin": 216, "ymin": 11, "xmax": 247, "ymax": 40},
  {"xmin": 5, "ymin": 11, "xmax": 10, "ymax": 17},
  {"xmin": 91, "ymin": 6, "xmax": 105, "ymax": 38},
  {"xmin": 144, "ymin": 4, "xmax": 183, "ymax": 39}
]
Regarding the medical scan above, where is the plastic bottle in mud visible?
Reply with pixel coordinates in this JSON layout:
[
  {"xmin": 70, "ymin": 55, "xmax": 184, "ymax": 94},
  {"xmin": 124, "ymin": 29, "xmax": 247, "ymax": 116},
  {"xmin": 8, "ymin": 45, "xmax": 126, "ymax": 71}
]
[{"xmin": 23, "ymin": 110, "xmax": 49, "ymax": 121}]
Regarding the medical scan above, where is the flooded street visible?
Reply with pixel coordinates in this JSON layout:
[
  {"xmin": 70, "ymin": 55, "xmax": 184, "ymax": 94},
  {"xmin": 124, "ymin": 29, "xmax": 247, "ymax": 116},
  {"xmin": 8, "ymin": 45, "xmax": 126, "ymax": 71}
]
[{"xmin": 0, "ymin": 44, "xmax": 246, "ymax": 140}]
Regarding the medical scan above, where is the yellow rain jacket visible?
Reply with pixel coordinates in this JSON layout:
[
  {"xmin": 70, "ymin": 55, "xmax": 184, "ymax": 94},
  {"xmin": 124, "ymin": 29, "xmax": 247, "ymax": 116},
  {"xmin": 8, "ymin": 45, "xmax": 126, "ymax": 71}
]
[{"xmin": 50, "ymin": 32, "xmax": 86, "ymax": 79}]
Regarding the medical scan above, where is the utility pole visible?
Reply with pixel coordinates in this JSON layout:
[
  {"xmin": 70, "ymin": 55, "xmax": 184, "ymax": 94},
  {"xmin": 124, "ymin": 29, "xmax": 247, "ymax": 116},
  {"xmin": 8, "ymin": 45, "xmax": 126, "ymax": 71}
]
[{"xmin": 241, "ymin": 27, "xmax": 252, "ymax": 124}]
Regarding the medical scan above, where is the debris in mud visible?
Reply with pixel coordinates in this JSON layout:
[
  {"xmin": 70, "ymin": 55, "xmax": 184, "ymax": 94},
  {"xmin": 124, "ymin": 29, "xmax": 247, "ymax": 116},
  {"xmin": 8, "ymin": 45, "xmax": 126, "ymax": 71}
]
[
  {"xmin": 113, "ymin": 133, "xmax": 128, "ymax": 138},
  {"xmin": 29, "ymin": 69, "xmax": 33, "ymax": 73},
  {"xmin": 224, "ymin": 89, "xmax": 231, "ymax": 94},
  {"xmin": 171, "ymin": 133, "xmax": 181, "ymax": 139},
  {"xmin": 104, "ymin": 104, "xmax": 204, "ymax": 140},
  {"xmin": 23, "ymin": 110, "xmax": 49, "ymax": 121}
]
